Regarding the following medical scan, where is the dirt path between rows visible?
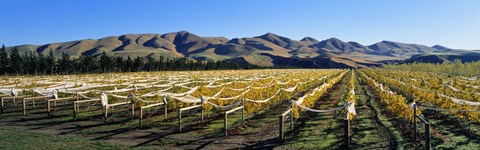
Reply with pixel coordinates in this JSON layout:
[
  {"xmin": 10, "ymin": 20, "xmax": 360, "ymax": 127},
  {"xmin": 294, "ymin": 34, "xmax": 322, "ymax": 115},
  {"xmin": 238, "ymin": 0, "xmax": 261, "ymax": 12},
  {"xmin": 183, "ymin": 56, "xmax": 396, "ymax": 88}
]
[
  {"xmin": 349, "ymin": 72, "xmax": 394, "ymax": 149},
  {"xmin": 278, "ymin": 70, "xmax": 349, "ymax": 149}
]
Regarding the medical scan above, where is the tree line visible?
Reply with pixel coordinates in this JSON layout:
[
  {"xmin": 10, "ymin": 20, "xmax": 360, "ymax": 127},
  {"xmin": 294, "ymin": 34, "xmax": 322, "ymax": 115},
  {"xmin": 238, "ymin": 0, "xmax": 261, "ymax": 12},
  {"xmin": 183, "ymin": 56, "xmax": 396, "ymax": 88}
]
[{"xmin": 0, "ymin": 45, "xmax": 270, "ymax": 75}]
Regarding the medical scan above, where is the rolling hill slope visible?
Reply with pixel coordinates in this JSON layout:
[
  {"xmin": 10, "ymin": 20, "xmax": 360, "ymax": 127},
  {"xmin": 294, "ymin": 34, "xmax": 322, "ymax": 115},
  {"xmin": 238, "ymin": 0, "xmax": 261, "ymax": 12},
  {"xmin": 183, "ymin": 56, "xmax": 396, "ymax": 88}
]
[{"xmin": 6, "ymin": 31, "xmax": 479, "ymax": 68}]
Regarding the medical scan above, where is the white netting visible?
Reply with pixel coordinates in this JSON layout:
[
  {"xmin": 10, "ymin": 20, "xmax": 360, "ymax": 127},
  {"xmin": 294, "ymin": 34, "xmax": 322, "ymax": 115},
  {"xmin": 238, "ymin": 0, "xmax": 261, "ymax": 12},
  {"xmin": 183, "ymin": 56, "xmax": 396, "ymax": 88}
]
[
  {"xmin": 218, "ymin": 89, "xmax": 251, "ymax": 100},
  {"xmin": 417, "ymin": 106, "xmax": 480, "ymax": 112},
  {"xmin": 0, "ymin": 89, "xmax": 21, "ymax": 96},
  {"xmin": 394, "ymin": 78, "xmax": 480, "ymax": 106},
  {"xmin": 78, "ymin": 92, "xmax": 92, "ymax": 99},
  {"xmin": 100, "ymin": 93, "xmax": 108, "ymax": 106},
  {"xmin": 295, "ymin": 83, "xmax": 329, "ymax": 105},
  {"xmin": 110, "ymin": 94, "xmax": 128, "ymax": 99},
  {"xmin": 245, "ymin": 84, "xmax": 297, "ymax": 103},
  {"xmin": 170, "ymin": 95, "xmax": 202, "ymax": 103},
  {"xmin": 205, "ymin": 100, "xmax": 242, "ymax": 109},
  {"xmin": 11, "ymin": 89, "xmax": 19, "ymax": 96},
  {"xmin": 346, "ymin": 102, "xmax": 356, "ymax": 116}
]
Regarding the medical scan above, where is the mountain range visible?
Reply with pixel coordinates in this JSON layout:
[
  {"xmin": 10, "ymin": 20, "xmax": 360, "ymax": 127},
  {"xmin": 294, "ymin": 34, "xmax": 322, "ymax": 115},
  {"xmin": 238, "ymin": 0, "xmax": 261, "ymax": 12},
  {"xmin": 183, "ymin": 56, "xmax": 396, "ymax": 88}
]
[{"xmin": 6, "ymin": 31, "xmax": 480, "ymax": 68}]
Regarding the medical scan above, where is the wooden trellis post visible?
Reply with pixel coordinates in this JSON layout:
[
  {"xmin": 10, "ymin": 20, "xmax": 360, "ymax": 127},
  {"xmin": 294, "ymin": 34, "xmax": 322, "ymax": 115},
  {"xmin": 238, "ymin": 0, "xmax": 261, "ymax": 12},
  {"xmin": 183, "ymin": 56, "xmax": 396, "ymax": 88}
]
[
  {"xmin": 177, "ymin": 105, "xmax": 201, "ymax": 132},
  {"xmin": 224, "ymin": 112, "xmax": 228, "ymax": 136},
  {"xmin": 345, "ymin": 102, "xmax": 350, "ymax": 148},
  {"xmin": 139, "ymin": 98, "xmax": 167, "ymax": 127},
  {"xmin": 242, "ymin": 98, "xmax": 245, "ymax": 127},
  {"xmin": 131, "ymin": 103, "xmax": 135, "ymax": 118},
  {"xmin": 178, "ymin": 108, "xmax": 182, "ymax": 132},
  {"xmin": 163, "ymin": 96, "xmax": 168, "ymax": 120},
  {"xmin": 414, "ymin": 104, "xmax": 417, "ymax": 141},
  {"xmin": 22, "ymin": 98, "xmax": 26, "ymax": 115},
  {"xmin": 279, "ymin": 108, "xmax": 292, "ymax": 141},
  {"xmin": 290, "ymin": 101, "xmax": 294, "ymax": 130},
  {"xmin": 0, "ymin": 97, "xmax": 3, "ymax": 113},
  {"xmin": 201, "ymin": 96, "xmax": 204, "ymax": 123},
  {"xmin": 224, "ymin": 106, "xmax": 244, "ymax": 136},
  {"xmin": 443, "ymin": 83, "xmax": 446, "ymax": 95},
  {"xmin": 103, "ymin": 105, "xmax": 108, "ymax": 124},
  {"xmin": 279, "ymin": 115, "xmax": 284, "ymax": 141},
  {"xmin": 415, "ymin": 110, "xmax": 430, "ymax": 150}
]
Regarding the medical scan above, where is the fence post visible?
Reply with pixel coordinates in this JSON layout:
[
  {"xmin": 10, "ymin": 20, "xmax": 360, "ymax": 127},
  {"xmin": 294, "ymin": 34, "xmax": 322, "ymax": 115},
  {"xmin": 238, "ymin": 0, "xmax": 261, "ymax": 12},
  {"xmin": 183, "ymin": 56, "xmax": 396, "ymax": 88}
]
[
  {"xmin": 201, "ymin": 96, "xmax": 204, "ymax": 123},
  {"xmin": 178, "ymin": 109, "xmax": 182, "ymax": 132},
  {"xmin": 414, "ymin": 105, "xmax": 417, "ymax": 142},
  {"xmin": 279, "ymin": 115, "xmax": 284, "ymax": 141},
  {"xmin": 224, "ymin": 112, "xmax": 228, "ymax": 136},
  {"xmin": 164, "ymin": 96, "xmax": 168, "ymax": 120},
  {"xmin": 345, "ymin": 102, "xmax": 350, "ymax": 148},
  {"xmin": 290, "ymin": 101, "xmax": 294, "ymax": 130},
  {"xmin": 47, "ymin": 100, "xmax": 51, "ymax": 117},
  {"xmin": 139, "ymin": 108, "xmax": 143, "ymax": 127},
  {"xmin": 1, "ymin": 97, "xmax": 3, "ymax": 113},
  {"xmin": 64, "ymin": 98, "xmax": 68, "ymax": 109},
  {"xmin": 242, "ymin": 98, "xmax": 245, "ymax": 127},
  {"xmin": 345, "ymin": 118, "xmax": 350, "ymax": 148},
  {"xmin": 73, "ymin": 102, "xmax": 77, "ymax": 120},
  {"xmin": 443, "ymin": 83, "xmax": 446, "ymax": 95},
  {"xmin": 22, "ymin": 98, "xmax": 26, "ymax": 115},
  {"xmin": 425, "ymin": 123, "xmax": 430, "ymax": 150},
  {"xmin": 131, "ymin": 104, "xmax": 135, "ymax": 118},
  {"xmin": 103, "ymin": 106, "xmax": 108, "ymax": 124}
]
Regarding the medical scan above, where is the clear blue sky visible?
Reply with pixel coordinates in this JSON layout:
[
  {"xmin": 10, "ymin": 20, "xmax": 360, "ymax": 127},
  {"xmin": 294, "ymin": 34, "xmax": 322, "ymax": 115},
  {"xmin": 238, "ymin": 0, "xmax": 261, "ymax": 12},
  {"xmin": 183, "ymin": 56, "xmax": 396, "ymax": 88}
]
[{"xmin": 1, "ymin": 0, "xmax": 479, "ymax": 49}]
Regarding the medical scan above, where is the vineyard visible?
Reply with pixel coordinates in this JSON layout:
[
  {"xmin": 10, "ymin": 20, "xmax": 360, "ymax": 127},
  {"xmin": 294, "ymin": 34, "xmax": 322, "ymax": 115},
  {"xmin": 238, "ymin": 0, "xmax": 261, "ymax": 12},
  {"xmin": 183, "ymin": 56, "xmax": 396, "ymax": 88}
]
[{"xmin": 1, "ymin": 69, "xmax": 480, "ymax": 149}]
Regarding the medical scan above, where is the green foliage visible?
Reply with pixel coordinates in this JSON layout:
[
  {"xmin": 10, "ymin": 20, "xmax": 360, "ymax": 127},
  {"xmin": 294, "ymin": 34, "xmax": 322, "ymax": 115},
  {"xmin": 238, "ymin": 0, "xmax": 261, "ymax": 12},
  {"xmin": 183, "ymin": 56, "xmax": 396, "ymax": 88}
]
[
  {"xmin": 1, "ymin": 48, "xmax": 266, "ymax": 75},
  {"xmin": 9, "ymin": 47, "xmax": 23, "ymax": 74},
  {"xmin": 0, "ymin": 44, "xmax": 8, "ymax": 69}
]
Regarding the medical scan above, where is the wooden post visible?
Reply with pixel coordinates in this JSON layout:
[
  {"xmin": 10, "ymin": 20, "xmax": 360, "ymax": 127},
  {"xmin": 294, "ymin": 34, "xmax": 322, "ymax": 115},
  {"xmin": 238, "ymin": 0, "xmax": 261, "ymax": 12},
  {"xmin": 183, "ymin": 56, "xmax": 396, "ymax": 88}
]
[
  {"xmin": 164, "ymin": 105, "xmax": 168, "ymax": 120},
  {"xmin": 22, "ymin": 98, "xmax": 26, "ymax": 115},
  {"xmin": 13, "ymin": 97, "xmax": 16, "ymax": 107},
  {"xmin": 224, "ymin": 112, "xmax": 228, "ymax": 136},
  {"xmin": 164, "ymin": 96, "xmax": 168, "ymax": 120},
  {"xmin": 104, "ymin": 106, "xmax": 108, "ymax": 124},
  {"xmin": 223, "ymin": 106, "xmax": 243, "ymax": 136},
  {"xmin": 75, "ymin": 92, "xmax": 79, "ymax": 113},
  {"xmin": 178, "ymin": 109, "xmax": 182, "ymax": 132},
  {"xmin": 73, "ymin": 101, "xmax": 77, "ymax": 120},
  {"xmin": 32, "ymin": 99, "xmax": 35, "ymax": 108},
  {"xmin": 131, "ymin": 104, "xmax": 135, "ymax": 118},
  {"xmin": 47, "ymin": 100, "xmax": 51, "ymax": 117},
  {"xmin": 200, "ymin": 96, "xmax": 204, "ymax": 123},
  {"xmin": 443, "ymin": 83, "xmax": 446, "ymax": 95},
  {"xmin": 64, "ymin": 98, "xmax": 68, "ymax": 109},
  {"xmin": 1, "ymin": 97, "xmax": 4, "ymax": 113},
  {"xmin": 414, "ymin": 106, "xmax": 417, "ymax": 142},
  {"xmin": 345, "ymin": 118, "xmax": 350, "ymax": 148},
  {"xmin": 345, "ymin": 102, "xmax": 350, "ymax": 148},
  {"xmin": 139, "ymin": 108, "xmax": 143, "ymax": 127},
  {"xmin": 77, "ymin": 101, "xmax": 80, "ymax": 113},
  {"xmin": 242, "ymin": 98, "xmax": 245, "ymax": 127},
  {"xmin": 425, "ymin": 123, "xmax": 430, "ymax": 150},
  {"xmin": 279, "ymin": 115, "xmax": 284, "ymax": 141},
  {"xmin": 290, "ymin": 101, "xmax": 294, "ymax": 130}
]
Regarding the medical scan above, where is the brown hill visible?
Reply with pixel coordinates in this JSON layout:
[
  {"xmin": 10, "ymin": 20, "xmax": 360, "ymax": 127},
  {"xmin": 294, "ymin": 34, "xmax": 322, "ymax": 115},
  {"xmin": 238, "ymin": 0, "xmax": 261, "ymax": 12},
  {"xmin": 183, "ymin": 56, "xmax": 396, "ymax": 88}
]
[{"xmin": 7, "ymin": 31, "xmax": 470, "ymax": 68}]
